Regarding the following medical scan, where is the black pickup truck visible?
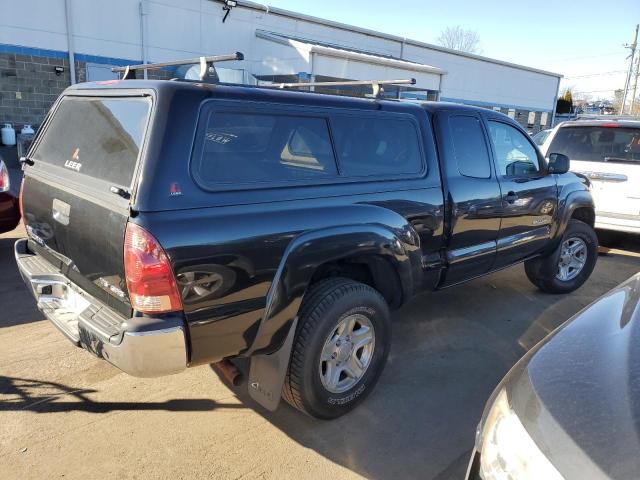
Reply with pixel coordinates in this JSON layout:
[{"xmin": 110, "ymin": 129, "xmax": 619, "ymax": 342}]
[{"xmin": 15, "ymin": 79, "xmax": 597, "ymax": 419}]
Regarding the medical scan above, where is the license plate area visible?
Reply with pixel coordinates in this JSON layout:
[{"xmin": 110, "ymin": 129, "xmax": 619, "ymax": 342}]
[{"xmin": 32, "ymin": 278, "xmax": 91, "ymax": 342}]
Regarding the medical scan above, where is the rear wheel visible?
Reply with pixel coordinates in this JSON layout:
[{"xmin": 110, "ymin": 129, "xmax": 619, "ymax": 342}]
[
  {"xmin": 282, "ymin": 278, "xmax": 391, "ymax": 419},
  {"xmin": 525, "ymin": 219, "xmax": 598, "ymax": 293}
]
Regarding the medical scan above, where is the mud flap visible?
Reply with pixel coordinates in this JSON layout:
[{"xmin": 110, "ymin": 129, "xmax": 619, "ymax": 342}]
[{"xmin": 248, "ymin": 317, "xmax": 298, "ymax": 411}]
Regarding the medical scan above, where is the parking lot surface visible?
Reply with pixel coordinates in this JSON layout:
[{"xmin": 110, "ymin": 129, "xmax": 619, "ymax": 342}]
[{"xmin": 2, "ymin": 224, "xmax": 639, "ymax": 480}]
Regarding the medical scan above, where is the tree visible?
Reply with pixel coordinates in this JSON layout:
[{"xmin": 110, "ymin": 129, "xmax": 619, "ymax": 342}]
[
  {"xmin": 556, "ymin": 98, "xmax": 572, "ymax": 114},
  {"xmin": 436, "ymin": 26, "xmax": 482, "ymax": 54},
  {"xmin": 555, "ymin": 88, "xmax": 574, "ymax": 114},
  {"xmin": 573, "ymin": 90, "xmax": 592, "ymax": 104}
]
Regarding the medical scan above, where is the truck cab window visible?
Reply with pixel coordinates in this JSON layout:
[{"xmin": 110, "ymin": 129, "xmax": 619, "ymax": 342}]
[
  {"xmin": 331, "ymin": 115, "xmax": 423, "ymax": 177},
  {"xmin": 488, "ymin": 121, "xmax": 540, "ymax": 177},
  {"xmin": 449, "ymin": 115, "xmax": 491, "ymax": 178},
  {"xmin": 195, "ymin": 112, "xmax": 338, "ymax": 185}
]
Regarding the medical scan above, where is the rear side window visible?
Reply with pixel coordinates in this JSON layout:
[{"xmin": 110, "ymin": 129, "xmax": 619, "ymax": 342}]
[
  {"xmin": 449, "ymin": 115, "xmax": 491, "ymax": 178},
  {"xmin": 193, "ymin": 111, "xmax": 338, "ymax": 185},
  {"xmin": 548, "ymin": 126, "xmax": 640, "ymax": 164},
  {"xmin": 32, "ymin": 96, "xmax": 151, "ymax": 186},
  {"xmin": 331, "ymin": 116, "xmax": 423, "ymax": 177}
]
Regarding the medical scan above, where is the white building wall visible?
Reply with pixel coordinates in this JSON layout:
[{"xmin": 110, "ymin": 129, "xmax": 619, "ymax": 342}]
[
  {"xmin": 1, "ymin": 0, "xmax": 560, "ymax": 111},
  {"xmin": 1, "ymin": 0, "xmax": 68, "ymax": 51},
  {"xmin": 404, "ymin": 44, "xmax": 559, "ymax": 111}
]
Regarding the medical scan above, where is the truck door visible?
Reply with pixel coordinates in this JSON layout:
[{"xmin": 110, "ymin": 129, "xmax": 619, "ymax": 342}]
[
  {"xmin": 435, "ymin": 111, "xmax": 502, "ymax": 286},
  {"xmin": 485, "ymin": 119, "xmax": 558, "ymax": 268}
]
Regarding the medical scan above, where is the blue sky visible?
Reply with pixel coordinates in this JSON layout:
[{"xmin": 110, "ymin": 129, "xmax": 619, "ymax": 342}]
[{"xmin": 264, "ymin": 0, "xmax": 640, "ymax": 100}]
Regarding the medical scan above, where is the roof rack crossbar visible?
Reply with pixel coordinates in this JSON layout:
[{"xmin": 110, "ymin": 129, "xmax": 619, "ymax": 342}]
[
  {"xmin": 272, "ymin": 78, "xmax": 415, "ymax": 88},
  {"xmin": 270, "ymin": 78, "xmax": 416, "ymax": 98},
  {"xmin": 112, "ymin": 52, "xmax": 244, "ymax": 80}
]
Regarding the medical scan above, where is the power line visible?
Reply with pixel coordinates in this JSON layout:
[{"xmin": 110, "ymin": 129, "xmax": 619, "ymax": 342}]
[
  {"xmin": 564, "ymin": 70, "xmax": 626, "ymax": 79},
  {"xmin": 572, "ymin": 88, "xmax": 620, "ymax": 94},
  {"xmin": 544, "ymin": 51, "xmax": 628, "ymax": 63}
]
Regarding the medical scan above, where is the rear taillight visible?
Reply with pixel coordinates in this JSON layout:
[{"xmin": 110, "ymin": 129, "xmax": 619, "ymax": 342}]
[
  {"xmin": 124, "ymin": 223, "xmax": 182, "ymax": 314},
  {"xmin": 0, "ymin": 160, "xmax": 9, "ymax": 193}
]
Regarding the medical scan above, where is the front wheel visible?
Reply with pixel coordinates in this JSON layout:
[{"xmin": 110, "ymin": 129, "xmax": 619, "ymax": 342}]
[
  {"xmin": 525, "ymin": 219, "xmax": 598, "ymax": 293},
  {"xmin": 282, "ymin": 278, "xmax": 391, "ymax": 419}
]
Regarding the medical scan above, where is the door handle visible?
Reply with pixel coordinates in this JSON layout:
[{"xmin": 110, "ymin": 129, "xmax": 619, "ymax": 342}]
[{"xmin": 504, "ymin": 191, "xmax": 518, "ymax": 204}]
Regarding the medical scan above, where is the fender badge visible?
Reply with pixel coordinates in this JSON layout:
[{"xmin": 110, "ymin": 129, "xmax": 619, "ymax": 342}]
[{"xmin": 169, "ymin": 182, "xmax": 182, "ymax": 196}]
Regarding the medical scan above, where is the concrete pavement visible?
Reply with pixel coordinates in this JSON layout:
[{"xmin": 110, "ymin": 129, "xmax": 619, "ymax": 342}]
[{"xmin": 1, "ymin": 224, "xmax": 639, "ymax": 480}]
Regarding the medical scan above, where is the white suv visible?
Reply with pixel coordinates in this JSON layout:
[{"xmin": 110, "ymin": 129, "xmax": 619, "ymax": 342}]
[{"xmin": 542, "ymin": 120, "xmax": 640, "ymax": 233}]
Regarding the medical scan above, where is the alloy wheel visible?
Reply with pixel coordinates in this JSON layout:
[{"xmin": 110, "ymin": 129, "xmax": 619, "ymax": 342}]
[{"xmin": 319, "ymin": 313, "xmax": 375, "ymax": 394}]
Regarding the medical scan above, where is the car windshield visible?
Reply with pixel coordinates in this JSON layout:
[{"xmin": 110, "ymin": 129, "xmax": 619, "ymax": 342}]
[
  {"xmin": 548, "ymin": 125, "xmax": 640, "ymax": 163},
  {"xmin": 532, "ymin": 129, "xmax": 550, "ymax": 146}
]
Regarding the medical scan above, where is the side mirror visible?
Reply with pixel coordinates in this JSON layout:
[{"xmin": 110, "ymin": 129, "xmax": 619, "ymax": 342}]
[{"xmin": 547, "ymin": 153, "xmax": 570, "ymax": 174}]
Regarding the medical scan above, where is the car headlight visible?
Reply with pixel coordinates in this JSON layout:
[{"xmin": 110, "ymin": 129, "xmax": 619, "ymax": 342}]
[{"xmin": 478, "ymin": 389, "xmax": 563, "ymax": 480}]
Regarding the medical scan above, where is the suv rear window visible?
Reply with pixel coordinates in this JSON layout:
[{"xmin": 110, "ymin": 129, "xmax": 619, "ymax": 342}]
[
  {"xmin": 32, "ymin": 96, "xmax": 151, "ymax": 186},
  {"xmin": 548, "ymin": 126, "xmax": 640, "ymax": 164},
  {"xmin": 193, "ymin": 111, "xmax": 338, "ymax": 185}
]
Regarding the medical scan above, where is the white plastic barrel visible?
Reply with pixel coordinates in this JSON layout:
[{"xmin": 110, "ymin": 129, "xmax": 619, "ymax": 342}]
[
  {"xmin": 1, "ymin": 123, "xmax": 16, "ymax": 146},
  {"xmin": 20, "ymin": 124, "xmax": 35, "ymax": 136}
]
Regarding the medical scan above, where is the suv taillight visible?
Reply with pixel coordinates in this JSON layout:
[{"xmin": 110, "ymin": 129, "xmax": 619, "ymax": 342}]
[
  {"xmin": 0, "ymin": 160, "xmax": 9, "ymax": 193},
  {"xmin": 124, "ymin": 222, "xmax": 182, "ymax": 314}
]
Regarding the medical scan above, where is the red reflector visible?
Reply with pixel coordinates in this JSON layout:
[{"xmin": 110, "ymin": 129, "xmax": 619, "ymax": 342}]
[
  {"xmin": 0, "ymin": 160, "xmax": 9, "ymax": 193},
  {"xmin": 600, "ymin": 123, "xmax": 619, "ymax": 128},
  {"xmin": 124, "ymin": 223, "xmax": 182, "ymax": 314},
  {"xmin": 18, "ymin": 177, "xmax": 24, "ymax": 220}
]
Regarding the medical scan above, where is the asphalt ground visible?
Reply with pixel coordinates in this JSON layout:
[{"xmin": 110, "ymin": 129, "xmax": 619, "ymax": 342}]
[{"xmin": 1, "ymin": 223, "xmax": 639, "ymax": 480}]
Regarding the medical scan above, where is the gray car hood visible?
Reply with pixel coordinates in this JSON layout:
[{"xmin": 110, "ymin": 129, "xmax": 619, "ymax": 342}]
[{"xmin": 506, "ymin": 273, "xmax": 640, "ymax": 479}]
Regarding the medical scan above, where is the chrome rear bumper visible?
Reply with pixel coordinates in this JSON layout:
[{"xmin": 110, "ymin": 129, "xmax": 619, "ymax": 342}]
[{"xmin": 14, "ymin": 238, "xmax": 187, "ymax": 377}]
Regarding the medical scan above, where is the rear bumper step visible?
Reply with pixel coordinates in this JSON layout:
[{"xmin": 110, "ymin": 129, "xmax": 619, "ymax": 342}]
[{"xmin": 15, "ymin": 238, "xmax": 188, "ymax": 377}]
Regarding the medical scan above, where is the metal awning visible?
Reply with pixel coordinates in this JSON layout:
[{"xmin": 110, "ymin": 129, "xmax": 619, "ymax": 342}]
[{"xmin": 255, "ymin": 30, "xmax": 445, "ymax": 91}]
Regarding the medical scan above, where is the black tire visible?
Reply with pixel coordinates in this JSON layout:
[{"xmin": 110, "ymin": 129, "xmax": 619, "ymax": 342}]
[
  {"xmin": 282, "ymin": 277, "xmax": 391, "ymax": 419},
  {"xmin": 525, "ymin": 219, "xmax": 598, "ymax": 293}
]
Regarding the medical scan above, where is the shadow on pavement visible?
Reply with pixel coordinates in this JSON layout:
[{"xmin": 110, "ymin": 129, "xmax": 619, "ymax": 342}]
[
  {"xmin": 223, "ymin": 288, "xmax": 568, "ymax": 479},
  {"xmin": 597, "ymin": 230, "xmax": 640, "ymax": 255},
  {"xmin": 0, "ymin": 376, "xmax": 239, "ymax": 413},
  {"xmin": 221, "ymin": 247, "xmax": 640, "ymax": 480},
  {"xmin": 0, "ymin": 234, "xmax": 42, "ymax": 328}
]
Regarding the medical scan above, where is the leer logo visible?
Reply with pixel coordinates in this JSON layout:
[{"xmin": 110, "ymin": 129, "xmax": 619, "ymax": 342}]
[
  {"xmin": 64, "ymin": 148, "xmax": 82, "ymax": 172},
  {"xmin": 169, "ymin": 182, "xmax": 182, "ymax": 196}
]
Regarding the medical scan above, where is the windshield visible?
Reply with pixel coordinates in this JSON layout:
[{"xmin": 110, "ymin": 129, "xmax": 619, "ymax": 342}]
[
  {"xmin": 32, "ymin": 96, "xmax": 151, "ymax": 186},
  {"xmin": 548, "ymin": 125, "xmax": 640, "ymax": 164},
  {"xmin": 532, "ymin": 129, "xmax": 550, "ymax": 146}
]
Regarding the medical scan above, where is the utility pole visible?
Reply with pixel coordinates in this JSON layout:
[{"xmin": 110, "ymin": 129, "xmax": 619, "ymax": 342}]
[
  {"xmin": 630, "ymin": 51, "xmax": 640, "ymax": 115},
  {"xmin": 620, "ymin": 24, "xmax": 639, "ymax": 115}
]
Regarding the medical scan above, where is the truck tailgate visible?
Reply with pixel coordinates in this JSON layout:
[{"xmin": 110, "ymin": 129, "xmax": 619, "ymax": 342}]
[{"xmin": 22, "ymin": 94, "xmax": 152, "ymax": 316}]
